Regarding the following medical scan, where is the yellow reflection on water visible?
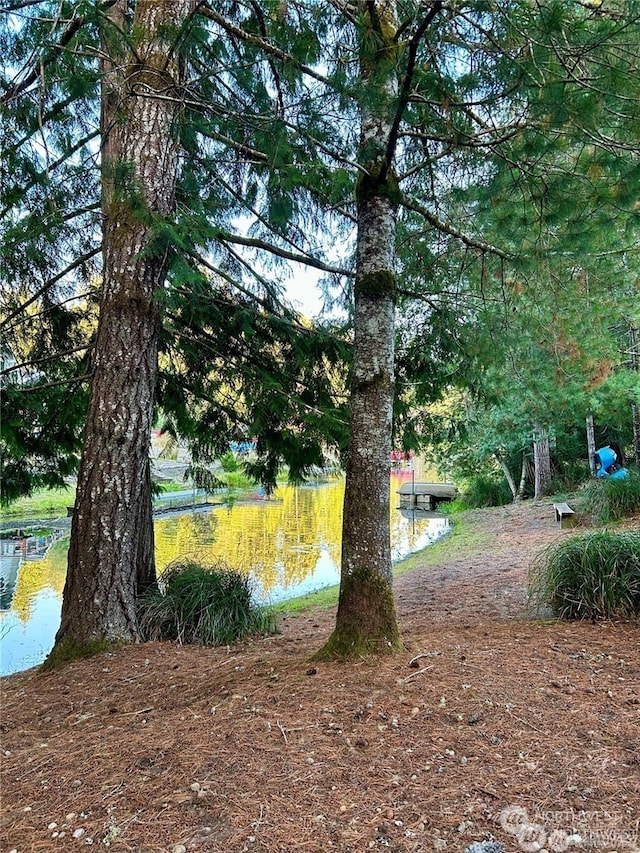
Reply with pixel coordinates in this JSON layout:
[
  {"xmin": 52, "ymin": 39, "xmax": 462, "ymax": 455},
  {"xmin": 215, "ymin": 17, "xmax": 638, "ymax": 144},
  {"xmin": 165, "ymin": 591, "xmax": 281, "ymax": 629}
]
[
  {"xmin": 155, "ymin": 480, "xmax": 345, "ymax": 596},
  {"xmin": 9, "ymin": 541, "xmax": 68, "ymax": 623},
  {"xmin": 2, "ymin": 471, "xmax": 451, "ymax": 675},
  {"xmin": 6, "ymin": 472, "xmax": 448, "ymax": 618}
]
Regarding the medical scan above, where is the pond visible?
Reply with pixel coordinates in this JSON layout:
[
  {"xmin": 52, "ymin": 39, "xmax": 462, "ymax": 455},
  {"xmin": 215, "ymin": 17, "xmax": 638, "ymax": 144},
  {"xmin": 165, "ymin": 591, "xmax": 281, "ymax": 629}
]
[{"xmin": 0, "ymin": 475, "xmax": 450, "ymax": 676}]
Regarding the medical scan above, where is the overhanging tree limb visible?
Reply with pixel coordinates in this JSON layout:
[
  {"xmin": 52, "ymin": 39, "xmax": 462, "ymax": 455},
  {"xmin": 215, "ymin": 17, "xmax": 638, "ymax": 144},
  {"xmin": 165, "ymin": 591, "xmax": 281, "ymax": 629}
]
[
  {"xmin": 382, "ymin": 0, "xmax": 443, "ymax": 182},
  {"xmin": 0, "ymin": 345, "xmax": 92, "ymax": 377},
  {"xmin": 17, "ymin": 373, "xmax": 93, "ymax": 392},
  {"xmin": 215, "ymin": 231, "xmax": 353, "ymax": 277},
  {"xmin": 1, "ymin": 2, "xmax": 118, "ymax": 105},
  {"xmin": 199, "ymin": 5, "xmax": 331, "ymax": 85},
  {"xmin": 400, "ymin": 194, "xmax": 509, "ymax": 259},
  {"xmin": 0, "ymin": 131, "xmax": 102, "ymax": 219}
]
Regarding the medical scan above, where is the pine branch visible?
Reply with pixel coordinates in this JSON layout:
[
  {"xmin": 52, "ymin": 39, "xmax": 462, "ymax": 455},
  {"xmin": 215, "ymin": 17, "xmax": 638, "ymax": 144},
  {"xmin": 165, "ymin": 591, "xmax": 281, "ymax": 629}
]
[
  {"xmin": 277, "ymin": 117, "xmax": 363, "ymax": 177},
  {"xmin": 18, "ymin": 373, "xmax": 93, "ymax": 393},
  {"xmin": 0, "ymin": 247, "xmax": 101, "ymax": 331},
  {"xmin": 179, "ymin": 250, "xmax": 281, "ymax": 314},
  {"xmin": 171, "ymin": 275, "xmax": 314, "ymax": 337},
  {"xmin": 2, "ymin": 290, "xmax": 98, "ymax": 335},
  {"xmin": 400, "ymin": 194, "xmax": 508, "ymax": 259},
  {"xmin": 215, "ymin": 231, "xmax": 353, "ymax": 277},
  {"xmin": 185, "ymin": 79, "xmax": 361, "ymax": 179},
  {"xmin": 212, "ymin": 170, "xmax": 349, "ymax": 263},
  {"xmin": 195, "ymin": 127, "xmax": 269, "ymax": 163},
  {"xmin": 0, "ymin": 132, "xmax": 101, "ymax": 219},
  {"xmin": 12, "ymin": 92, "xmax": 85, "ymax": 151},
  {"xmin": 220, "ymin": 241, "xmax": 290, "ymax": 304},
  {"xmin": 382, "ymin": 1, "xmax": 444, "ymax": 182},
  {"xmin": 199, "ymin": 5, "xmax": 331, "ymax": 85},
  {"xmin": 168, "ymin": 324, "xmax": 348, "ymax": 422},
  {"xmin": 1, "ymin": 0, "xmax": 48, "ymax": 10},
  {"xmin": 249, "ymin": 0, "xmax": 285, "ymax": 115},
  {"xmin": 1, "ymin": 2, "xmax": 118, "ymax": 105},
  {"xmin": 0, "ymin": 345, "xmax": 92, "ymax": 377},
  {"xmin": 329, "ymin": 1, "xmax": 359, "ymax": 26}
]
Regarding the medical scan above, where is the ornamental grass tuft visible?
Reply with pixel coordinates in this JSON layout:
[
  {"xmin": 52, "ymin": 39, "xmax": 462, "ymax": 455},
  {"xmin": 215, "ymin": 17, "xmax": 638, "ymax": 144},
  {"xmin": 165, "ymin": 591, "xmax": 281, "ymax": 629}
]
[
  {"xmin": 138, "ymin": 559, "xmax": 277, "ymax": 645},
  {"xmin": 581, "ymin": 471, "xmax": 640, "ymax": 523},
  {"xmin": 459, "ymin": 474, "xmax": 513, "ymax": 508},
  {"xmin": 528, "ymin": 530, "xmax": 640, "ymax": 621}
]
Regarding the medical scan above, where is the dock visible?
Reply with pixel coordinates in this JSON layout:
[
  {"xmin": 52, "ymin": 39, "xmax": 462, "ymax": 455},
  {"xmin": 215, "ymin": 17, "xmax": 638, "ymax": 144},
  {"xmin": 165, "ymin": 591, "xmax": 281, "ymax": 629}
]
[{"xmin": 397, "ymin": 482, "xmax": 457, "ymax": 511}]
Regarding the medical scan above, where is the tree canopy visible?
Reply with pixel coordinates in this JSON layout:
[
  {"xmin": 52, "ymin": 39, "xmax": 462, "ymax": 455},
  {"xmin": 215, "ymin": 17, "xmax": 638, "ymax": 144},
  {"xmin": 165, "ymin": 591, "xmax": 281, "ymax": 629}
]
[{"xmin": 2, "ymin": 0, "xmax": 640, "ymax": 658}]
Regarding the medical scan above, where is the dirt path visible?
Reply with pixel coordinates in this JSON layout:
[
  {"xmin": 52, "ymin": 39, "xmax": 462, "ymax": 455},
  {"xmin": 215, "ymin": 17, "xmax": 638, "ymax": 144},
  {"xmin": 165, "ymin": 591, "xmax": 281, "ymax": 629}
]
[
  {"xmin": 395, "ymin": 500, "xmax": 568, "ymax": 623},
  {"xmin": 2, "ymin": 499, "xmax": 639, "ymax": 853}
]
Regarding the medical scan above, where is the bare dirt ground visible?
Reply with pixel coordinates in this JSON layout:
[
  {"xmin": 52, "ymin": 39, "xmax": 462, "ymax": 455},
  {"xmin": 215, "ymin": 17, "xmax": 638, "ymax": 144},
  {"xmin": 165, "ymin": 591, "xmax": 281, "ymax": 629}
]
[{"xmin": 2, "ymin": 499, "xmax": 639, "ymax": 853}]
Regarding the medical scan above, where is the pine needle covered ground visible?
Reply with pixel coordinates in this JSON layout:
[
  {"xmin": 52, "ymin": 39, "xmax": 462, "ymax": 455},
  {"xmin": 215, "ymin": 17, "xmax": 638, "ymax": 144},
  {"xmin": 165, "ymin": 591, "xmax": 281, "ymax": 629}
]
[{"xmin": 2, "ymin": 499, "xmax": 639, "ymax": 853}]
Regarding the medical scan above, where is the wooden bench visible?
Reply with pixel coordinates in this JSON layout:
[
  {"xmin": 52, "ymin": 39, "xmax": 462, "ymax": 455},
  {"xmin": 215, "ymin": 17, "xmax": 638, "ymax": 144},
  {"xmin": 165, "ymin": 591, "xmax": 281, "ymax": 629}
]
[{"xmin": 553, "ymin": 502, "xmax": 576, "ymax": 528}]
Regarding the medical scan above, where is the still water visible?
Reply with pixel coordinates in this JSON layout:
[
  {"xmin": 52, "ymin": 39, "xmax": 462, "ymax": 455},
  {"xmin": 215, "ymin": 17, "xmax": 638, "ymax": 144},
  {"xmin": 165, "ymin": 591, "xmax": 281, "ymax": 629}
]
[{"xmin": 0, "ymin": 475, "xmax": 449, "ymax": 676}]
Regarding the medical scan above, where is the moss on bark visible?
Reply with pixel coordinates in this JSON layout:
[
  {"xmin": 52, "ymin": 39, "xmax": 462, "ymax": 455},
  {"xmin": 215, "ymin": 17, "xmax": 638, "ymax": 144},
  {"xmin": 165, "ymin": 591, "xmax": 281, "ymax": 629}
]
[
  {"xmin": 40, "ymin": 636, "xmax": 114, "ymax": 671},
  {"xmin": 354, "ymin": 269, "xmax": 397, "ymax": 300},
  {"xmin": 356, "ymin": 165, "xmax": 401, "ymax": 209},
  {"xmin": 313, "ymin": 564, "xmax": 402, "ymax": 660},
  {"xmin": 314, "ymin": 623, "xmax": 402, "ymax": 660}
]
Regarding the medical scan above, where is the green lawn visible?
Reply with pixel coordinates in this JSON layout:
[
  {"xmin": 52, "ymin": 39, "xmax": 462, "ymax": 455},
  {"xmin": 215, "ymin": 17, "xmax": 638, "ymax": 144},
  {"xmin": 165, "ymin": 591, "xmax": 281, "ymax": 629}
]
[
  {"xmin": 2, "ymin": 479, "xmax": 214, "ymax": 520},
  {"xmin": 2, "ymin": 487, "xmax": 76, "ymax": 519}
]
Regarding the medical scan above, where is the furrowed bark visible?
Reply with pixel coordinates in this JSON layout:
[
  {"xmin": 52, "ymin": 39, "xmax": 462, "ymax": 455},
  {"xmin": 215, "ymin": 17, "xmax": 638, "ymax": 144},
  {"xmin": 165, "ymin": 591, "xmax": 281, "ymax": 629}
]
[{"xmin": 49, "ymin": 0, "xmax": 194, "ymax": 663}]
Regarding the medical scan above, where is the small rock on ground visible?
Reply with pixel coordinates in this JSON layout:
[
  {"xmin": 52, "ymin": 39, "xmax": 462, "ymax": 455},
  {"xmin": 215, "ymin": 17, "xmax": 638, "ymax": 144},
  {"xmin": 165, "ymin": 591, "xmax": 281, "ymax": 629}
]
[{"xmin": 464, "ymin": 842, "xmax": 506, "ymax": 853}]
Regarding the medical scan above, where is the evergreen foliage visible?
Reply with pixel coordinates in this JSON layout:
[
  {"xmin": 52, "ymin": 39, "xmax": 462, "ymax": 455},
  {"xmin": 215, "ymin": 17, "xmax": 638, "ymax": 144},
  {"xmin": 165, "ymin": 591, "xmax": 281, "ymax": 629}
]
[
  {"xmin": 3, "ymin": 2, "xmax": 640, "ymax": 651},
  {"xmin": 3, "ymin": 2, "xmax": 639, "ymax": 500},
  {"xmin": 1, "ymin": 1, "xmax": 102, "ymax": 499},
  {"xmin": 392, "ymin": 2, "xmax": 640, "ymax": 489},
  {"xmin": 457, "ymin": 475, "xmax": 514, "ymax": 509},
  {"xmin": 219, "ymin": 451, "xmax": 240, "ymax": 474},
  {"xmin": 1, "ymin": 2, "xmax": 353, "ymax": 501},
  {"xmin": 159, "ymin": 279, "xmax": 350, "ymax": 492}
]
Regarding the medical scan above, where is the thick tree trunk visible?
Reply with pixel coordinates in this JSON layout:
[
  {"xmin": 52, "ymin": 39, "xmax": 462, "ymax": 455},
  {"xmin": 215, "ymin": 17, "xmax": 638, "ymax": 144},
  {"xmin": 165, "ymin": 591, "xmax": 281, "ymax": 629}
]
[
  {"xmin": 317, "ymin": 1, "xmax": 401, "ymax": 658},
  {"xmin": 50, "ymin": 0, "xmax": 193, "ymax": 661},
  {"xmin": 533, "ymin": 426, "xmax": 552, "ymax": 500}
]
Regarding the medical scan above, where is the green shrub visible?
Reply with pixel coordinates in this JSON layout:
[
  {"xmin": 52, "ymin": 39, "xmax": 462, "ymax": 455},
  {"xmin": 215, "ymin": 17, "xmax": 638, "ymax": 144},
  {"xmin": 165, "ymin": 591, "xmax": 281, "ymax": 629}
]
[
  {"xmin": 220, "ymin": 451, "xmax": 239, "ymax": 473},
  {"xmin": 223, "ymin": 470, "xmax": 254, "ymax": 490},
  {"xmin": 459, "ymin": 474, "xmax": 513, "ymax": 508},
  {"xmin": 581, "ymin": 472, "xmax": 640, "ymax": 523},
  {"xmin": 550, "ymin": 460, "xmax": 591, "ymax": 494},
  {"xmin": 138, "ymin": 560, "xmax": 277, "ymax": 645},
  {"xmin": 528, "ymin": 530, "xmax": 640, "ymax": 621}
]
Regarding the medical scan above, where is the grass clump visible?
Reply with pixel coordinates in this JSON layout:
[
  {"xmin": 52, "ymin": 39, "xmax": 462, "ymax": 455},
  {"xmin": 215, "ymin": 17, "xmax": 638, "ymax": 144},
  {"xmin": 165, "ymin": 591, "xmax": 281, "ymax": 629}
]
[
  {"xmin": 528, "ymin": 530, "xmax": 640, "ymax": 621},
  {"xmin": 138, "ymin": 560, "xmax": 277, "ymax": 645},
  {"xmin": 457, "ymin": 474, "xmax": 513, "ymax": 508},
  {"xmin": 581, "ymin": 472, "xmax": 640, "ymax": 523}
]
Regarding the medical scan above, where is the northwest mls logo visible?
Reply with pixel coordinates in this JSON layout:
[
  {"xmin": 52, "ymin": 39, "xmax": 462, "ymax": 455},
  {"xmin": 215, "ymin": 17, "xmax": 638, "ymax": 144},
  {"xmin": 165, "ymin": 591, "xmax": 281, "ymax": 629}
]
[{"xmin": 499, "ymin": 805, "xmax": 640, "ymax": 852}]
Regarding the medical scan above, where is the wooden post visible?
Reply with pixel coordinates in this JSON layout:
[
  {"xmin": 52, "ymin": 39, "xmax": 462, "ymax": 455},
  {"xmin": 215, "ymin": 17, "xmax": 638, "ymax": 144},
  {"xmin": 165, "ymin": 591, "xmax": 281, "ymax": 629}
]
[
  {"xmin": 631, "ymin": 328, "xmax": 640, "ymax": 473},
  {"xmin": 586, "ymin": 414, "xmax": 596, "ymax": 477}
]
